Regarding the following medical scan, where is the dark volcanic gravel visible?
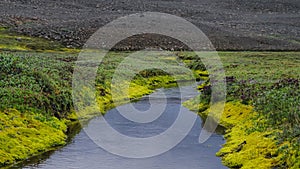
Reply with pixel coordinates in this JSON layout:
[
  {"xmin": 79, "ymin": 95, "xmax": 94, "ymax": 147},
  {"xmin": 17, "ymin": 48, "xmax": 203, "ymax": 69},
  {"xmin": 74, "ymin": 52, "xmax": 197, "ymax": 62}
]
[{"xmin": 0, "ymin": 0, "xmax": 299, "ymax": 50}]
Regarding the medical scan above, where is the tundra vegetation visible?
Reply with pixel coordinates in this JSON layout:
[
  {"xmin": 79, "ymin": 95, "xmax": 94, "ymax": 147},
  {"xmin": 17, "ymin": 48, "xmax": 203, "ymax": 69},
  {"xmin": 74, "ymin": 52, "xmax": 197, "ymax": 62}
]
[
  {"xmin": 183, "ymin": 52, "xmax": 300, "ymax": 169},
  {"xmin": 0, "ymin": 27, "xmax": 197, "ymax": 167},
  {"xmin": 0, "ymin": 27, "xmax": 299, "ymax": 168}
]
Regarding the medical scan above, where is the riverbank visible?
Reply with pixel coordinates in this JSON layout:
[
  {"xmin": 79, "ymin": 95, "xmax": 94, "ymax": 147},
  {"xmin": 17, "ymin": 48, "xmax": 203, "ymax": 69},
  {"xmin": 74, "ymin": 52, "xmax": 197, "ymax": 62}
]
[
  {"xmin": 183, "ymin": 51, "xmax": 300, "ymax": 168},
  {"xmin": 0, "ymin": 30, "xmax": 203, "ymax": 167},
  {"xmin": 0, "ymin": 109, "xmax": 67, "ymax": 167},
  {"xmin": 184, "ymin": 100, "xmax": 282, "ymax": 168},
  {"xmin": 0, "ymin": 53, "xmax": 191, "ymax": 167},
  {"xmin": 20, "ymin": 86, "xmax": 226, "ymax": 169},
  {"xmin": 0, "ymin": 75, "xmax": 183, "ymax": 168},
  {"xmin": 1, "ymin": 28, "xmax": 299, "ymax": 168}
]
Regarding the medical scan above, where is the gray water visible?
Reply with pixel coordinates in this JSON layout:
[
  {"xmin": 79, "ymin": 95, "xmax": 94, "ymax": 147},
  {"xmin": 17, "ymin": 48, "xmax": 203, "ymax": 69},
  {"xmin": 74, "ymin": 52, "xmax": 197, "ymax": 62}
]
[{"xmin": 22, "ymin": 86, "xmax": 226, "ymax": 169}]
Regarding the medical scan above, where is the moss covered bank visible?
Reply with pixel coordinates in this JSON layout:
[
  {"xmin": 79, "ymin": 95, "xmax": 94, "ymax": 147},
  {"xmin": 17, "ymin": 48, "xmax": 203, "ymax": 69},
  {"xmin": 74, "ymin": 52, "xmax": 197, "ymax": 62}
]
[
  {"xmin": 183, "ymin": 51, "xmax": 300, "ymax": 169},
  {"xmin": 0, "ymin": 32, "xmax": 198, "ymax": 167}
]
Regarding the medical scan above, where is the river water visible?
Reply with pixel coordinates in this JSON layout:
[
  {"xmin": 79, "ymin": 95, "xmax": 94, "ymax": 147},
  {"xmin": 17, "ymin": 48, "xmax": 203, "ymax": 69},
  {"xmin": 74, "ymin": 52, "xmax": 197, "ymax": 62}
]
[{"xmin": 21, "ymin": 85, "xmax": 226, "ymax": 169}]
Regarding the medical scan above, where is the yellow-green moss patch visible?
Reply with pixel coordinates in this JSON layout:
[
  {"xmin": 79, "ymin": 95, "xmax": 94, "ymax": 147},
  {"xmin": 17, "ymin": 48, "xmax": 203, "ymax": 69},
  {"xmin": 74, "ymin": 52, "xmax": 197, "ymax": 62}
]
[
  {"xmin": 211, "ymin": 102, "xmax": 280, "ymax": 168},
  {"xmin": 184, "ymin": 101, "xmax": 285, "ymax": 169},
  {"xmin": 77, "ymin": 75, "xmax": 181, "ymax": 119},
  {"xmin": 182, "ymin": 94, "xmax": 209, "ymax": 112},
  {"xmin": 0, "ymin": 109, "xmax": 67, "ymax": 167}
]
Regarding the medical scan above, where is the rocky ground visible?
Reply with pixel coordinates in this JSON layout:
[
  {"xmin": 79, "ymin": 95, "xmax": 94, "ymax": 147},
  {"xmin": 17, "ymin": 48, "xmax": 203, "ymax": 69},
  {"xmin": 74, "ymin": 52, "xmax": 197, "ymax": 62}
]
[{"xmin": 0, "ymin": 0, "xmax": 299, "ymax": 50}]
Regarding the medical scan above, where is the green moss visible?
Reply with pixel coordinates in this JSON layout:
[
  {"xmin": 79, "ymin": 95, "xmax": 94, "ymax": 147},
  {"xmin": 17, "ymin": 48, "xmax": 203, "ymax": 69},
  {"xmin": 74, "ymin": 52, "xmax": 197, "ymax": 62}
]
[
  {"xmin": 211, "ymin": 102, "xmax": 281, "ymax": 168},
  {"xmin": 182, "ymin": 95, "xmax": 209, "ymax": 112},
  {"xmin": 76, "ymin": 75, "xmax": 184, "ymax": 119},
  {"xmin": 204, "ymin": 102, "xmax": 255, "ymax": 128},
  {"xmin": 184, "ymin": 100, "xmax": 282, "ymax": 168},
  {"xmin": 0, "ymin": 109, "xmax": 67, "ymax": 167},
  {"xmin": 219, "ymin": 129, "xmax": 279, "ymax": 169}
]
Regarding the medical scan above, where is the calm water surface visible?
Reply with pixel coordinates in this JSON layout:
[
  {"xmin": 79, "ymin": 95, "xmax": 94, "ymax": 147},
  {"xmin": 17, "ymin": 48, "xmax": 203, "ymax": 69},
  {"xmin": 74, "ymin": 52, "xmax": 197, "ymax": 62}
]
[{"xmin": 22, "ymin": 86, "xmax": 226, "ymax": 169}]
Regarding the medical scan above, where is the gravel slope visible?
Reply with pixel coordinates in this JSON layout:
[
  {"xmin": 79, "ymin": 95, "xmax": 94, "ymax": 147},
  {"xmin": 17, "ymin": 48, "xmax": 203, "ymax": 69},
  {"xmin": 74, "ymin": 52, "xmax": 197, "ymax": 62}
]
[{"xmin": 0, "ymin": 0, "xmax": 299, "ymax": 50}]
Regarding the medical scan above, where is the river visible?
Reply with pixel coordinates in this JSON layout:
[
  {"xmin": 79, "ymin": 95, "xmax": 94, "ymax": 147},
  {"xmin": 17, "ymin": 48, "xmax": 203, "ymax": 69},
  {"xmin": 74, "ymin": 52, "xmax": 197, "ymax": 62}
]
[{"xmin": 20, "ymin": 85, "xmax": 226, "ymax": 169}]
